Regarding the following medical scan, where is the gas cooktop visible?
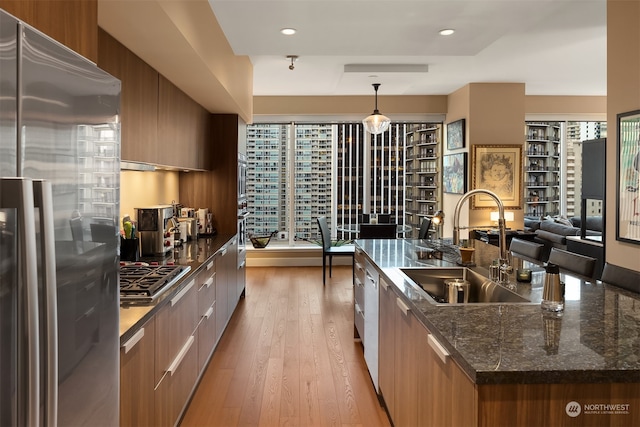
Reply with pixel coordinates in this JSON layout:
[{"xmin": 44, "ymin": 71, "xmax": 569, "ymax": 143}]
[{"xmin": 119, "ymin": 263, "xmax": 191, "ymax": 303}]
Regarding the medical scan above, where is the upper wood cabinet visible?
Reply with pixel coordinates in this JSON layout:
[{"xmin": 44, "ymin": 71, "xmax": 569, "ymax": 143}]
[
  {"xmin": 98, "ymin": 28, "xmax": 159, "ymax": 164},
  {"xmin": 1, "ymin": 0, "xmax": 98, "ymax": 61},
  {"xmin": 157, "ymin": 75, "xmax": 211, "ymax": 170}
]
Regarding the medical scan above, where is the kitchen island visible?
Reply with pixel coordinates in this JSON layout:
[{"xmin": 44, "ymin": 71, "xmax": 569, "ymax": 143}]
[{"xmin": 356, "ymin": 238, "xmax": 639, "ymax": 427}]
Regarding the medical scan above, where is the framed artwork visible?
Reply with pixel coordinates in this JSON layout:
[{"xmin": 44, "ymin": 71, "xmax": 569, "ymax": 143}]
[
  {"xmin": 443, "ymin": 153, "xmax": 467, "ymax": 194},
  {"xmin": 446, "ymin": 119, "xmax": 465, "ymax": 150},
  {"xmin": 616, "ymin": 109, "xmax": 640, "ymax": 245},
  {"xmin": 471, "ymin": 144, "xmax": 523, "ymax": 209}
]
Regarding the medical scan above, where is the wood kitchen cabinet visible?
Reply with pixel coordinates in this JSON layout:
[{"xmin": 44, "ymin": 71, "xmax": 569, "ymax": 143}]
[
  {"xmin": 1, "ymin": 0, "xmax": 98, "ymax": 61},
  {"xmin": 157, "ymin": 75, "xmax": 211, "ymax": 170},
  {"xmin": 393, "ymin": 295, "xmax": 420, "ymax": 427},
  {"xmin": 179, "ymin": 114, "xmax": 246, "ymax": 235},
  {"xmin": 378, "ymin": 275, "xmax": 420, "ymax": 425},
  {"xmin": 97, "ymin": 29, "xmax": 159, "ymax": 165},
  {"xmin": 379, "ymin": 276, "xmax": 476, "ymax": 427},
  {"xmin": 154, "ymin": 277, "xmax": 199, "ymax": 427},
  {"xmin": 417, "ymin": 325, "xmax": 477, "ymax": 426},
  {"xmin": 215, "ymin": 243, "xmax": 230, "ymax": 343},
  {"xmin": 196, "ymin": 258, "xmax": 217, "ymax": 373},
  {"xmin": 120, "ymin": 316, "xmax": 155, "ymax": 427}
]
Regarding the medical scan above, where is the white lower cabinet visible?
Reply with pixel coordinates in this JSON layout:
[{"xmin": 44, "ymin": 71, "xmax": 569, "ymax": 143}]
[{"xmin": 363, "ymin": 261, "xmax": 379, "ymax": 391}]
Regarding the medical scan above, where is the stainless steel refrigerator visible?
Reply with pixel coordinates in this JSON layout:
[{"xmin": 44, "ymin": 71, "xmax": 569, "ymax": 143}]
[{"xmin": 0, "ymin": 9, "xmax": 121, "ymax": 426}]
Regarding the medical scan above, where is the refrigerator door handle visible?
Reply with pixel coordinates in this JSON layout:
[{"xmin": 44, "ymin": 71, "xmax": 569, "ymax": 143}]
[
  {"xmin": 1, "ymin": 178, "xmax": 40, "ymax": 427},
  {"xmin": 33, "ymin": 180, "xmax": 58, "ymax": 427}
]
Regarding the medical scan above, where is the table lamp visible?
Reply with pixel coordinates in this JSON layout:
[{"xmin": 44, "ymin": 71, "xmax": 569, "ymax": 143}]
[
  {"xmin": 432, "ymin": 210, "xmax": 445, "ymax": 239},
  {"xmin": 490, "ymin": 211, "xmax": 514, "ymax": 231}
]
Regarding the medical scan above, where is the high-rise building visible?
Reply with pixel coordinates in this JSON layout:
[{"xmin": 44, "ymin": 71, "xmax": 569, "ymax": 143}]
[{"xmin": 246, "ymin": 122, "xmax": 440, "ymax": 243}]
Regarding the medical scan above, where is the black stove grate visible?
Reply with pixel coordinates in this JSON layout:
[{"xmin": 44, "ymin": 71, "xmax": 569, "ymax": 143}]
[{"xmin": 120, "ymin": 264, "xmax": 189, "ymax": 301}]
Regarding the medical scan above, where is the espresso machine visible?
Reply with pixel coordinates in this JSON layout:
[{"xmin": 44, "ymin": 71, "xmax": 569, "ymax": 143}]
[{"xmin": 136, "ymin": 205, "xmax": 175, "ymax": 255}]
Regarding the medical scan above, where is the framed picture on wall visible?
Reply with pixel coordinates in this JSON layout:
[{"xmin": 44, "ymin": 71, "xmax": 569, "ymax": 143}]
[
  {"xmin": 471, "ymin": 144, "xmax": 523, "ymax": 209},
  {"xmin": 616, "ymin": 109, "xmax": 640, "ymax": 245},
  {"xmin": 443, "ymin": 153, "xmax": 467, "ymax": 194},
  {"xmin": 446, "ymin": 119, "xmax": 465, "ymax": 150}
]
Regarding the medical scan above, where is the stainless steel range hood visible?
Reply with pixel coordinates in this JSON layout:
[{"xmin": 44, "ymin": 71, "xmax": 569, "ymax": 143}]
[{"xmin": 121, "ymin": 161, "xmax": 156, "ymax": 172}]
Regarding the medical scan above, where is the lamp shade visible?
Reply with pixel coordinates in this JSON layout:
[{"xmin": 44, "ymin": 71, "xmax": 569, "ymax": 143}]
[
  {"xmin": 432, "ymin": 210, "xmax": 445, "ymax": 225},
  {"xmin": 363, "ymin": 83, "xmax": 390, "ymax": 135},
  {"xmin": 490, "ymin": 211, "xmax": 515, "ymax": 222},
  {"xmin": 363, "ymin": 113, "xmax": 391, "ymax": 135}
]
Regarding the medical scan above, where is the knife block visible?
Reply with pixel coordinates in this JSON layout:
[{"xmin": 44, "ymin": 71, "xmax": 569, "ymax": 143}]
[{"xmin": 120, "ymin": 237, "xmax": 139, "ymax": 262}]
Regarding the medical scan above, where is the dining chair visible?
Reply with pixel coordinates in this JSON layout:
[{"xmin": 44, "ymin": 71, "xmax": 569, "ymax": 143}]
[
  {"xmin": 509, "ymin": 238, "xmax": 544, "ymax": 261},
  {"xmin": 418, "ymin": 217, "xmax": 432, "ymax": 239},
  {"xmin": 359, "ymin": 223, "xmax": 397, "ymax": 239},
  {"xmin": 377, "ymin": 213, "xmax": 392, "ymax": 223},
  {"xmin": 69, "ymin": 216, "xmax": 84, "ymax": 241},
  {"xmin": 317, "ymin": 216, "xmax": 355, "ymax": 285},
  {"xmin": 601, "ymin": 262, "xmax": 640, "ymax": 293},
  {"xmin": 547, "ymin": 247, "xmax": 596, "ymax": 279}
]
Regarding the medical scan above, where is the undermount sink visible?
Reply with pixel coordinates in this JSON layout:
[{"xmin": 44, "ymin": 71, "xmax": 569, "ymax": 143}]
[{"xmin": 398, "ymin": 267, "xmax": 531, "ymax": 304}]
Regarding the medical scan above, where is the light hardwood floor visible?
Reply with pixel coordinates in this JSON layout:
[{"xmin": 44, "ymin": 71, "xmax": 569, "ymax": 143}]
[{"xmin": 180, "ymin": 266, "xmax": 391, "ymax": 427}]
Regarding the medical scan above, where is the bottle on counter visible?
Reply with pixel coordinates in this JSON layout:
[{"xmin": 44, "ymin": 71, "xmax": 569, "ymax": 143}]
[{"xmin": 541, "ymin": 263, "xmax": 564, "ymax": 312}]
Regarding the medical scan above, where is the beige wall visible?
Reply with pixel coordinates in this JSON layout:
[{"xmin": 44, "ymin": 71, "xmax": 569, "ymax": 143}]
[
  {"xmin": 606, "ymin": 0, "xmax": 640, "ymax": 270},
  {"xmin": 120, "ymin": 170, "xmax": 180, "ymax": 227}
]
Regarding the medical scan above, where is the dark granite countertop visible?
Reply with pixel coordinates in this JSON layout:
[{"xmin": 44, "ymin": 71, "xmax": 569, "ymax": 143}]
[
  {"xmin": 119, "ymin": 233, "xmax": 236, "ymax": 343},
  {"xmin": 356, "ymin": 238, "xmax": 640, "ymax": 385}
]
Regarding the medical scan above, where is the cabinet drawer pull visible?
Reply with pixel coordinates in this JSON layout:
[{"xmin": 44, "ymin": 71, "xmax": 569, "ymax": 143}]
[
  {"xmin": 380, "ymin": 278, "xmax": 389, "ymax": 291},
  {"xmin": 355, "ymin": 262, "xmax": 364, "ymax": 272},
  {"xmin": 167, "ymin": 335, "xmax": 194, "ymax": 376},
  {"xmin": 396, "ymin": 297, "xmax": 410, "ymax": 315},
  {"xmin": 428, "ymin": 334, "xmax": 450, "ymax": 364},
  {"xmin": 355, "ymin": 303, "xmax": 364, "ymax": 317},
  {"xmin": 122, "ymin": 328, "xmax": 144, "ymax": 354},
  {"xmin": 171, "ymin": 280, "xmax": 194, "ymax": 306},
  {"xmin": 204, "ymin": 277, "xmax": 214, "ymax": 288},
  {"xmin": 365, "ymin": 272, "xmax": 377, "ymax": 289},
  {"xmin": 221, "ymin": 248, "xmax": 228, "ymax": 256},
  {"xmin": 355, "ymin": 277, "xmax": 364, "ymax": 287},
  {"xmin": 204, "ymin": 306, "xmax": 214, "ymax": 319},
  {"xmin": 206, "ymin": 261, "xmax": 214, "ymax": 271}
]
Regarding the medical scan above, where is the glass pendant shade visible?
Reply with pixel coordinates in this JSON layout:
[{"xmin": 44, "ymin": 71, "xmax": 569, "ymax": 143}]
[
  {"xmin": 363, "ymin": 83, "xmax": 391, "ymax": 134},
  {"xmin": 363, "ymin": 112, "xmax": 391, "ymax": 135}
]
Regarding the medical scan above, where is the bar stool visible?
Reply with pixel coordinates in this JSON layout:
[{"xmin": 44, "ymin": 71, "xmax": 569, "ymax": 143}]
[{"xmin": 547, "ymin": 247, "xmax": 596, "ymax": 279}]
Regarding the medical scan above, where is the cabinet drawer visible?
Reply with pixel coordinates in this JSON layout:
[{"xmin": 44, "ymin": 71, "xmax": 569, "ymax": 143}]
[
  {"xmin": 354, "ymin": 302, "xmax": 365, "ymax": 340},
  {"xmin": 155, "ymin": 278, "xmax": 198, "ymax": 385},
  {"xmin": 154, "ymin": 334, "xmax": 198, "ymax": 427},
  {"xmin": 354, "ymin": 275, "xmax": 365, "ymax": 310},
  {"xmin": 197, "ymin": 300, "xmax": 216, "ymax": 373},
  {"xmin": 120, "ymin": 318, "xmax": 155, "ymax": 427},
  {"xmin": 197, "ymin": 260, "xmax": 216, "ymax": 317}
]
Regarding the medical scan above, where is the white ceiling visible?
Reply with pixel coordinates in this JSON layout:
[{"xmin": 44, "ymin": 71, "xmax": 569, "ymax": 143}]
[{"xmin": 208, "ymin": 0, "xmax": 607, "ymax": 97}]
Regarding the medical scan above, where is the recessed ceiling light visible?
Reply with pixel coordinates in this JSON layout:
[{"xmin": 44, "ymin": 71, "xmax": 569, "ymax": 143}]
[
  {"xmin": 439, "ymin": 29, "xmax": 455, "ymax": 36},
  {"xmin": 280, "ymin": 28, "xmax": 297, "ymax": 36}
]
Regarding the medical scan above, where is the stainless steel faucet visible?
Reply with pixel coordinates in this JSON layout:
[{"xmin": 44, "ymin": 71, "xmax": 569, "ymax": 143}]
[{"xmin": 453, "ymin": 189, "xmax": 510, "ymax": 280}]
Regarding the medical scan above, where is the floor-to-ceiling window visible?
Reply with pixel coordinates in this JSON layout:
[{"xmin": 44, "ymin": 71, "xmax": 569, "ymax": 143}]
[{"xmin": 246, "ymin": 121, "xmax": 438, "ymax": 245}]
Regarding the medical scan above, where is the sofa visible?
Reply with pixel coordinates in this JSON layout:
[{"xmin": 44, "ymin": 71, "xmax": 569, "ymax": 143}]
[{"xmin": 524, "ymin": 215, "xmax": 603, "ymax": 261}]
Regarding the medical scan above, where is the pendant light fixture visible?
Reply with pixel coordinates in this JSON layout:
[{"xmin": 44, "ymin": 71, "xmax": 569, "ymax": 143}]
[{"xmin": 362, "ymin": 83, "xmax": 391, "ymax": 135}]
